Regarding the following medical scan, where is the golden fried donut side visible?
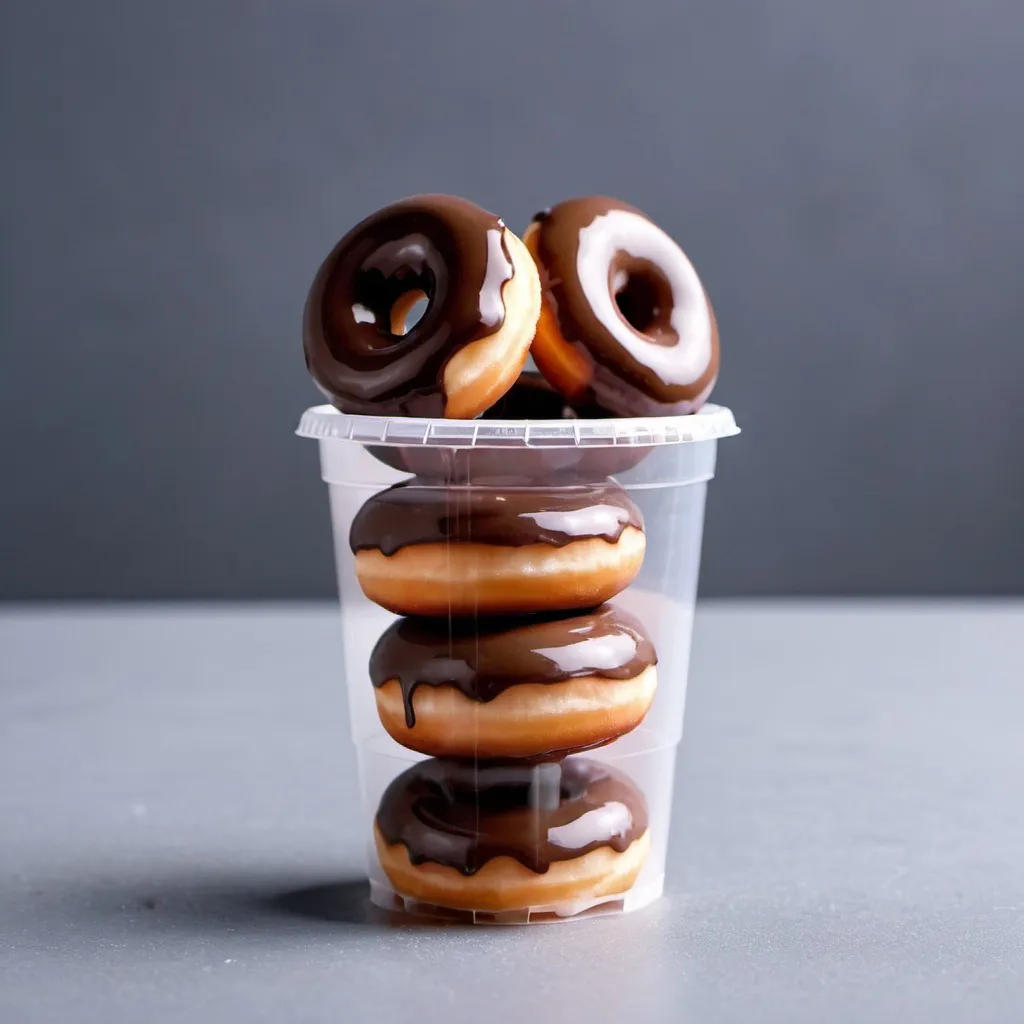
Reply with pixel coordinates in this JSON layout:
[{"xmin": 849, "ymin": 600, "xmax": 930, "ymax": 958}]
[
  {"xmin": 374, "ymin": 826, "xmax": 651, "ymax": 913},
  {"xmin": 442, "ymin": 228, "xmax": 540, "ymax": 418},
  {"xmin": 353, "ymin": 527, "xmax": 646, "ymax": 617},
  {"xmin": 373, "ymin": 665, "xmax": 657, "ymax": 759},
  {"xmin": 523, "ymin": 219, "xmax": 595, "ymax": 401}
]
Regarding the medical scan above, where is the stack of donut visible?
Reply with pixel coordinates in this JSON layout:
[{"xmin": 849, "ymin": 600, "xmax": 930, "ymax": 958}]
[{"xmin": 303, "ymin": 193, "xmax": 719, "ymax": 914}]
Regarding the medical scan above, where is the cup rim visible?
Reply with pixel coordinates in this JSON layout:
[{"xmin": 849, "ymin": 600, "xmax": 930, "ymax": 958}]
[{"xmin": 296, "ymin": 403, "xmax": 739, "ymax": 450}]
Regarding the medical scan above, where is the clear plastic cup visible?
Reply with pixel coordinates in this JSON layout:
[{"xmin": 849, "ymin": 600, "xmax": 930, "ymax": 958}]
[{"xmin": 297, "ymin": 403, "xmax": 738, "ymax": 924}]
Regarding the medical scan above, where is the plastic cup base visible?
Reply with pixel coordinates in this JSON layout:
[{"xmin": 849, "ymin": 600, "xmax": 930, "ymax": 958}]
[{"xmin": 368, "ymin": 874, "xmax": 665, "ymax": 926}]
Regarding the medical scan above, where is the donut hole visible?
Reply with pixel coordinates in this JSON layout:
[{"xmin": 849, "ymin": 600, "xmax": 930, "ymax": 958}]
[
  {"xmin": 389, "ymin": 290, "xmax": 430, "ymax": 336},
  {"xmin": 611, "ymin": 258, "xmax": 675, "ymax": 343},
  {"xmin": 351, "ymin": 249, "xmax": 438, "ymax": 341}
]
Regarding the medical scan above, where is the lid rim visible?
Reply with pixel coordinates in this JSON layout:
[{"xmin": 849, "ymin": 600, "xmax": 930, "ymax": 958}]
[{"xmin": 296, "ymin": 403, "xmax": 739, "ymax": 449}]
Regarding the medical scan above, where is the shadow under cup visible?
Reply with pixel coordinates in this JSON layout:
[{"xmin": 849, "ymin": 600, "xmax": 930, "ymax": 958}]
[{"xmin": 297, "ymin": 404, "xmax": 738, "ymax": 924}]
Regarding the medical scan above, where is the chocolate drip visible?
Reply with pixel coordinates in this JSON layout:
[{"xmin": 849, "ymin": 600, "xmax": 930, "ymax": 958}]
[
  {"xmin": 530, "ymin": 196, "xmax": 719, "ymax": 413},
  {"xmin": 376, "ymin": 757, "xmax": 648, "ymax": 875},
  {"xmin": 304, "ymin": 195, "xmax": 514, "ymax": 416},
  {"xmin": 371, "ymin": 604, "xmax": 656, "ymax": 727},
  {"xmin": 350, "ymin": 479, "xmax": 644, "ymax": 555}
]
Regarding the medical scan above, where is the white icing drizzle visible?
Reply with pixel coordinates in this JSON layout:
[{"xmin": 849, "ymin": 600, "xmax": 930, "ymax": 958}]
[
  {"xmin": 576, "ymin": 209, "xmax": 713, "ymax": 386},
  {"xmin": 547, "ymin": 802, "xmax": 633, "ymax": 849}
]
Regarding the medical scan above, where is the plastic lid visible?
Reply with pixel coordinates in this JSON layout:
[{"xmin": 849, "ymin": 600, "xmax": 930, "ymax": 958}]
[{"xmin": 296, "ymin": 403, "xmax": 738, "ymax": 449}]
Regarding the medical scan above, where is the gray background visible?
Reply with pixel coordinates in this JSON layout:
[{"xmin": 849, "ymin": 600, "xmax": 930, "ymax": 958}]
[{"xmin": 2, "ymin": 0, "xmax": 1022, "ymax": 600}]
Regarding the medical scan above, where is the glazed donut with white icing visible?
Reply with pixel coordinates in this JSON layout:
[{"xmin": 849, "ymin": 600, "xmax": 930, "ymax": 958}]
[
  {"xmin": 304, "ymin": 194, "xmax": 540, "ymax": 418},
  {"xmin": 523, "ymin": 196, "xmax": 719, "ymax": 416}
]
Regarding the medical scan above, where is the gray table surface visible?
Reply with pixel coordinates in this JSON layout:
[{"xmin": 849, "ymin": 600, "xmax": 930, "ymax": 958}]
[{"xmin": 1, "ymin": 603, "xmax": 1022, "ymax": 1023}]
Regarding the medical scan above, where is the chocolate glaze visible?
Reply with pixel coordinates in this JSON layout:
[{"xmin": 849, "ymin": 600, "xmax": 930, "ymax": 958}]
[
  {"xmin": 376, "ymin": 757, "xmax": 648, "ymax": 875},
  {"xmin": 304, "ymin": 195, "xmax": 514, "ymax": 416},
  {"xmin": 350, "ymin": 478, "xmax": 644, "ymax": 555},
  {"xmin": 371, "ymin": 604, "xmax": 656, "ymax": 727},
  {"xmin": 530, "ymin": 196, "xmax": 719, "ymax": 415}
]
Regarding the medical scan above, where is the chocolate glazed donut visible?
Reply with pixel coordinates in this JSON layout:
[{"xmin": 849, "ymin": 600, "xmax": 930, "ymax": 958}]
[
  {"xmin": 374, "ymin": 757, "xmax": 650, "ymax": 912},
  {"xmin": 369, "ymin": 605, "xmax": 658, "ymax": 760},
  {"xmin": 349, "ymin": 478, "xmax": 647, "ymax": 617},
  {"xmin": 523, "ymin": 196, "xmax": 719, "ymax": 417},
  {"xmin": 304, "ymin": 194, "xmax": 540, "ymax": 418}
]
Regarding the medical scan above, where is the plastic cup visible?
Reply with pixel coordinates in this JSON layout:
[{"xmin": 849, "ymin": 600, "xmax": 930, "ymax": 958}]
[{"xmin": 297, "ymin": 403, "xmax": 738, "ymax": 924}]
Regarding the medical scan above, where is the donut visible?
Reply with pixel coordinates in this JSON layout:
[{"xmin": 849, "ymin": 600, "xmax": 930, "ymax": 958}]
[
  {"xmin": 369, "ymin": 604, "xmax": 657, "ymax": 760},
  {"xmin": 303, "ymin": 194, "xmax": 541, "ymax": 418},
  {"xmin": 374, "ymin": 757, "xmax": 650, "ymax": 912},
  {"xmin": 523, "ymin": 196, "xmax": 719, "ymax": 416},
  {"xmin": 349, "ymin": 479, "xmax": 645, "ymax": 617}
]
